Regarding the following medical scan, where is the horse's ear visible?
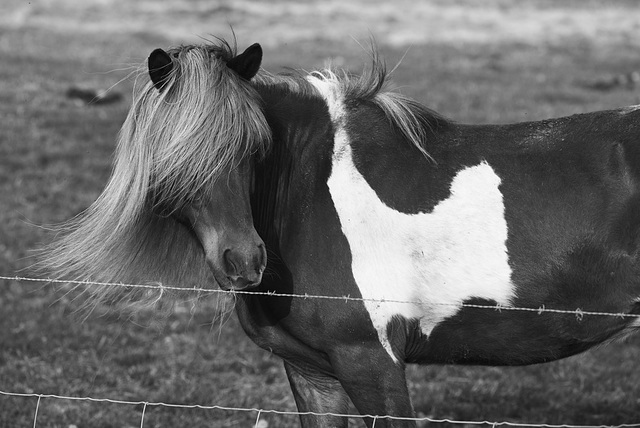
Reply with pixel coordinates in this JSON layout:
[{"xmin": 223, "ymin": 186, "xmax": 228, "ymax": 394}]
[
  {"xmin": 148, "ymin": 48, "xmax": 174, "ymax": 91},
  {"xmin": 227, "ymin": 43, "xmax": 262, "ymax": 80}
]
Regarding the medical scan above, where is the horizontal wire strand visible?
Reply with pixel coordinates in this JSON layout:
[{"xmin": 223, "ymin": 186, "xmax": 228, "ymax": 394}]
[
  {"xmin": 2, "ymin": 390, "xmax": 639, "ymax": 428},
  {"xmin": 1, "ymin": 274, "xmax": 639, "ymax": 319}
]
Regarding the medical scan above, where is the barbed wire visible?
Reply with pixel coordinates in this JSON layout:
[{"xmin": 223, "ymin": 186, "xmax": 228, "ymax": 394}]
[
  {"xmin": 2, "ymin": 389, "xmax": 639, "ymax": 428},
  {"xmin": 1, "ymin": 275, "xmax": 639, "ymax": 320}
]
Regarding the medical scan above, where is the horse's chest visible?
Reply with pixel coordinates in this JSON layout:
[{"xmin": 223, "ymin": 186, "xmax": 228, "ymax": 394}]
[{"xmin": 327, "ymin": 143, "xmax": 516, "ymax": 361}]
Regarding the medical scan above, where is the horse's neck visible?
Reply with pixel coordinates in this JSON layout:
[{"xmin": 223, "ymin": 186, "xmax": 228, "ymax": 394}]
[
  {"xmin": 251, "ymin": 86, "xmax": 334, "ymax": 251},
  {"xmin": 252, "ymin": 137, "xmax": 295, "ymax": 247}
]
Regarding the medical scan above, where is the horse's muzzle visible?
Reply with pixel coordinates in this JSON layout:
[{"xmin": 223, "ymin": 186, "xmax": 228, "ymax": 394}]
[{"xmin": 220, "ymin": 244, "xmax": 267, "ymax": 291}]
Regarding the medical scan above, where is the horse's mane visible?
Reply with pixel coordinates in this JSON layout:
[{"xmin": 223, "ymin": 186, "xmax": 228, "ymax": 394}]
[{"xmin": 298, "ymin": 50, "xmax": 446, "ymax": 161}]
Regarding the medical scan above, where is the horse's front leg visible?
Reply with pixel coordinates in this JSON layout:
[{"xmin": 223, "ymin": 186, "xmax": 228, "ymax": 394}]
[
  {"xmin": 330, "ymin": 343, "xmax": 415, "ymax": 428},
  {"xmin": 284, "ymin": 361, "xmax": 351, "ymax": 428}
]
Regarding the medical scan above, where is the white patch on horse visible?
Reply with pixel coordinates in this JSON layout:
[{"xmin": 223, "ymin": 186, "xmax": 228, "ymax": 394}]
[{"xmin": 308, "ymin": 74, "xmax": 515, "ymax": 363}]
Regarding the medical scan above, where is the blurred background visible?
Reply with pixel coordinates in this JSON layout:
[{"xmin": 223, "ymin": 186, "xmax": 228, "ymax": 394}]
[{"xmin": 1, "ymin": 0, "xmax": 640, "ymax": 427}]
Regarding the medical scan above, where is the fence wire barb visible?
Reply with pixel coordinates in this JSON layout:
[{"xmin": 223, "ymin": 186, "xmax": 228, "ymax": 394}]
[
  {"xmin": 2, "ymin": 274, "xmax": 640, "ymax": 320},
  {"xmin": 2, "ymin": 390, "xmax": 640, "ymax": 428}
]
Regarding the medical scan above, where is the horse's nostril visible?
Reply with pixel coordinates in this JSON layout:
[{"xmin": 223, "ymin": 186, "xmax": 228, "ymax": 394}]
[
  {"xmin": 258, "ymin": 243, "xmax": 267, "ymax": 269},
  {"xmin": 245, "ymin": 270, "xmax": 262, "ymax": 283},
  {"xmin": 223, "ymin": 249, "xmax": 239, "ymax": 276}
]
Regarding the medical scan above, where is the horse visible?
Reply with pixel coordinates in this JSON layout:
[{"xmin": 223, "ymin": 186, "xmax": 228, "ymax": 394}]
[{"xmin": 42, "ymin": 39, "xmax": 640, "ymax": 427}]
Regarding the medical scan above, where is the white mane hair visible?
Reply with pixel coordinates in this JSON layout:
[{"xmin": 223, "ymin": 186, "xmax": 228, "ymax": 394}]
[{"xmin": 303, "ymin": 49, "xmax": 445, "ymax": 162}]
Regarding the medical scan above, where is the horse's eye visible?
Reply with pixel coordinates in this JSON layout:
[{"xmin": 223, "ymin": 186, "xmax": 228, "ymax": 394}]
[
  {"xmin": 185, "ymin": 191, "xmax": 211, "ymax": 214},
  {"xmin": 189, "ymin": 193, "xmax": 205, "ymax": 207}
]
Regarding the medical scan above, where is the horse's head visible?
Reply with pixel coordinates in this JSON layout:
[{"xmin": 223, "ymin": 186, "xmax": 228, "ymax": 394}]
[
  {"xmin": 178, "ymin": 159, "xmax": 267, "ymax": 291},
  {"xmin": 146, "ymin": 42, "xmax": 270, "ymax": 291}
]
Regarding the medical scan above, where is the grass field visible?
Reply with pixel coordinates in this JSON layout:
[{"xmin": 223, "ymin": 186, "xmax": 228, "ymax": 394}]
[{"xmin": 2, "ymin": 1, "xmax": 640, "ymax": 427}]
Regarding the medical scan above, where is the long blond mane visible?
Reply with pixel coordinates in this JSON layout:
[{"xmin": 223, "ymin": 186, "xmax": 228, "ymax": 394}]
[{"xmin": 41, "ymin": 41, "xmax": 271, "ymax": 305}]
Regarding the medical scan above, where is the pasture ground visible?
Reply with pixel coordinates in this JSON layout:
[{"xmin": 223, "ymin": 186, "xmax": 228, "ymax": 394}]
[{"xmin": 1, "ymin": 0, "xmax": 640, "ymax": 426}]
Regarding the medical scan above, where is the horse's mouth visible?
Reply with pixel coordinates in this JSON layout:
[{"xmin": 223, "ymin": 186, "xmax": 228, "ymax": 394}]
[{"xmin": 215, "ymin": 272, "xmax": 263, "ymax": 292}]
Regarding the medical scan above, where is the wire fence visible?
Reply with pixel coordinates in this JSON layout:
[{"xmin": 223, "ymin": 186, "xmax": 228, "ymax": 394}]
[
  {"xmin": 2, "ymin": 390, "xmax": 640, "ymax": 428},
  {"xmin": 2, "ymin": 274, "xmax": 640, "ymax": 427},
  {"xmin": 2, "ymin": 275, "xmax": 640, "ymax": 320}
]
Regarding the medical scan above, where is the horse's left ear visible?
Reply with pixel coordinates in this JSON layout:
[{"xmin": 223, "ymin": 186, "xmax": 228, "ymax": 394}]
[
  {"xmin": 227, "ymin": 43, "xmax": 262, "ymax": 80},
  {"xmin": 148, "ymin": 48, "xmax": 174, "ymax": 92}
]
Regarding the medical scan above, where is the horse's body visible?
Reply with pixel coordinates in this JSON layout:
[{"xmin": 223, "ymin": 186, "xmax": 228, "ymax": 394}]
[{"xmin": 44, "ymin": 41, "xmax": 640, "ymax": 427}]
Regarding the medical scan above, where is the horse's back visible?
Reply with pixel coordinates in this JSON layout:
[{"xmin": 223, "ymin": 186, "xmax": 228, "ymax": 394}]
[{"xmin": 485, "ymin": 107, "xmax": 640, "ymax": 307}]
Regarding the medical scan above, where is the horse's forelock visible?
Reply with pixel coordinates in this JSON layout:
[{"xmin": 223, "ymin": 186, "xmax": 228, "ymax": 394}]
[{"xmin": 132, "ymin": 43, "xmax": 271, "ymax": 213}]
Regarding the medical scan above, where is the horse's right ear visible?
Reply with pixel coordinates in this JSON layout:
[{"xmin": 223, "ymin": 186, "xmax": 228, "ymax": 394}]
[
  {"xmin": 148, "ymin": 48, "xmax": 174, "ymax": 91},
  {"xmin": 227, "ymin": 43, "xmax": 262, "ymax": 81}
]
